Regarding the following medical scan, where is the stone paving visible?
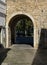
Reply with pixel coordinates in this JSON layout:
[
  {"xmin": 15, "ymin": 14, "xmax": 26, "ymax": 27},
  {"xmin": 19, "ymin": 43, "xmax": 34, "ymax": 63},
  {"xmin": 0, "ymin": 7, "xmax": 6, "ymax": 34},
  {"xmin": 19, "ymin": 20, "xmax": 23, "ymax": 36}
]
[{"xmin": 1, "ymin": 44, "xmax": 47, "ymax": 65}]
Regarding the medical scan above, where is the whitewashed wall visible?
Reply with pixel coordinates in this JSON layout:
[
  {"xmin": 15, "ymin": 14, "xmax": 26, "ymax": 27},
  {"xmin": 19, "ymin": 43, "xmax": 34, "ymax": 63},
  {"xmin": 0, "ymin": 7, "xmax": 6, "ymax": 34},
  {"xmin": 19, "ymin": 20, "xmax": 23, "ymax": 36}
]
[
  {"xmin": 0, "ymin": 0, "xmax": 6, "ymax": 26},
  {"xmin": 0, "ymin": 0, "xmax": 6, "ymax": 3},
  {"xmin": 0, "ymin": 0, "xmax": 6, "ymax": 14},
  {"xmin": 0, "ymin": 0, "xmax": 6, "ymax": 47},
  {"xmin": 0, "ymin": 16, "xmax": 5, "ymax": 26}
]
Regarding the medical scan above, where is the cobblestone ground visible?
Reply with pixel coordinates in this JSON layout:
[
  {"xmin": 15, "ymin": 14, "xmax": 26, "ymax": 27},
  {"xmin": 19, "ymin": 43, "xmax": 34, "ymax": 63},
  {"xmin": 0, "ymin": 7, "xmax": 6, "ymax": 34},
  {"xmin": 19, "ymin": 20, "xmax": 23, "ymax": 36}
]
[{"xmin": 1, "ymin": 44, "xmax": 47, "ymax": 65}]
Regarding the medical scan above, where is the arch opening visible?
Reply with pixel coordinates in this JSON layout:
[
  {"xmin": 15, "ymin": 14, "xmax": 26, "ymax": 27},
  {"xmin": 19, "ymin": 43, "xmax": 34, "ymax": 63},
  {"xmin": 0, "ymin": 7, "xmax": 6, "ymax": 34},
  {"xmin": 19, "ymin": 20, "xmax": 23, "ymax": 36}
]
[{"xmin": 9, "ymin": 14, "xmax": 34, "ymax": 47}]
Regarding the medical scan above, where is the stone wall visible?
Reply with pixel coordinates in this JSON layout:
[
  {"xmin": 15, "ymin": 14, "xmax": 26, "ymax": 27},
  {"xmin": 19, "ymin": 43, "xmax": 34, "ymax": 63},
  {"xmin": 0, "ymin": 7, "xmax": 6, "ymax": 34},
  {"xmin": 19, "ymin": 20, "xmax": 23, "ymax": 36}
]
[{"xmin": 6, "ymin": 0, "xmax": 47, "ymax": 48}]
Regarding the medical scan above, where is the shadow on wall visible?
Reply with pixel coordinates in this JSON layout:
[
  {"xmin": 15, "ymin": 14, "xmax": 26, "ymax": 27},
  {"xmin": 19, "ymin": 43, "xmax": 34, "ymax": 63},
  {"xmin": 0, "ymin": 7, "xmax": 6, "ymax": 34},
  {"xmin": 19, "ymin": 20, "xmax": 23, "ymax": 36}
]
[
  {"xmin": 0, "ymin": 43, "xmax": 11, "ymax": 65},
  {"xmin": 39, "ymin": 28, "xmax": 47, "ymax": 49},
  {"xmin": 31, "ymin": 28, "xmax": 47, "ymax": 65}
]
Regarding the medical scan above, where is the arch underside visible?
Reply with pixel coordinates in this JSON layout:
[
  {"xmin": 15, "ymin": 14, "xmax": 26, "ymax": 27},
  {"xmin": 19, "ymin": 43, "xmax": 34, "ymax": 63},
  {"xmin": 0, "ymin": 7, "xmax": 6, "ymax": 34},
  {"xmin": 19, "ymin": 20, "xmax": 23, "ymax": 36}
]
[{"xmin": 8, "ymin": 14, "xmax": 34, "ymax": 47}]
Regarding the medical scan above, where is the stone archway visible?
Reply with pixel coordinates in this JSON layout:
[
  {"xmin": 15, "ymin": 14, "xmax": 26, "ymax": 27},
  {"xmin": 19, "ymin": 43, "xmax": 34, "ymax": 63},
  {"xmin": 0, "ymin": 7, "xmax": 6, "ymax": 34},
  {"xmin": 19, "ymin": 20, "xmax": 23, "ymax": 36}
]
[
  {"xmin": 9, "ymin": 14, "xmax": 34, "ymax": 46},
  {"xmin": 6, "ymin": 13, "xmax": 37, "ymax": 48}
]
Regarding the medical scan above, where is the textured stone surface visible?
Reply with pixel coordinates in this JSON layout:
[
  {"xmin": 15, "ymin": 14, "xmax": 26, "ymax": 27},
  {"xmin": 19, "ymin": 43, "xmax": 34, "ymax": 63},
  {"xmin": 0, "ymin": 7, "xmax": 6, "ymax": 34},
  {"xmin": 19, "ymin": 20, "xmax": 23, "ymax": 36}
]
[
  {"xmin": 6, "ymin": 0, "xmax": 47, "ymax": 48},
  {"xmin": 1, "ymin": 44, "xmax": 47, "ymax": 65}
]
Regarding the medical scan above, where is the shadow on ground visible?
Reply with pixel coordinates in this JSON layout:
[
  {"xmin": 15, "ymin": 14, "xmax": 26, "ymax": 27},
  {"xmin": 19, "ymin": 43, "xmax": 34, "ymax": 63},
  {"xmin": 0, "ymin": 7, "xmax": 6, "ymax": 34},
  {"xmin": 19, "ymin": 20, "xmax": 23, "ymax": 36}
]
[
  {"xmin": 0, "ymin": 28, "xmax": 47, "ymax": 65},
  {"xmin": 31, "ymin": 28, "xmax": 47, "ymax": 65},
  {"xmin": 0, "ymin": 44, "xmax": 10, "ymax": 65}
]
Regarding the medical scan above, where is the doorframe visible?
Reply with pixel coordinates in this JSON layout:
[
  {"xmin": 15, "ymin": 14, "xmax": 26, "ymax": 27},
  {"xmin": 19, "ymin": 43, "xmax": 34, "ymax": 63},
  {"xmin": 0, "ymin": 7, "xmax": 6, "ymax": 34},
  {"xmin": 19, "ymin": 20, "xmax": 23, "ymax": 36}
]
[{"xmin": 0, "ymin": 27, "xmax": 3, "ymax": 44}]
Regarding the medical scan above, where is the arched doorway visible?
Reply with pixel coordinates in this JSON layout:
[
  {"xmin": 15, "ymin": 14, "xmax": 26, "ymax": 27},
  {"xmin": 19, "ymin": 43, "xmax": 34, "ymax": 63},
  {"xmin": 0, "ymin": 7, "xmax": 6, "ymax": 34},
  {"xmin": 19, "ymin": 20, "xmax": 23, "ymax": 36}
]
[{"xmin": 9, "ymin": 14, "xmax": 34, "ymax": 47}]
